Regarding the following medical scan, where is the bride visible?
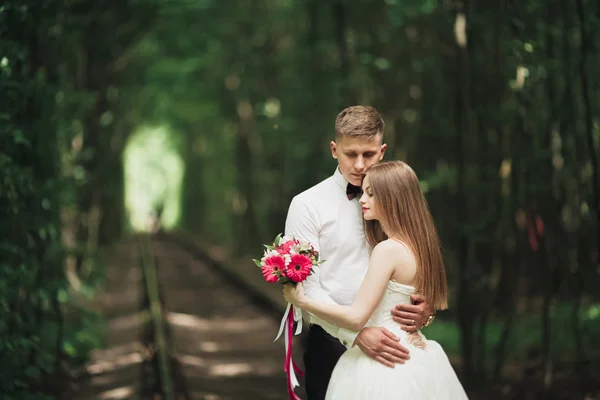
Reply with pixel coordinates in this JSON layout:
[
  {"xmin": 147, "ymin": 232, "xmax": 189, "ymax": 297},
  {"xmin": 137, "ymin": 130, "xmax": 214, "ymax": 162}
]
[{"xmin": 284, "ymin": 160, "xmax": 468, "ymax": 399}]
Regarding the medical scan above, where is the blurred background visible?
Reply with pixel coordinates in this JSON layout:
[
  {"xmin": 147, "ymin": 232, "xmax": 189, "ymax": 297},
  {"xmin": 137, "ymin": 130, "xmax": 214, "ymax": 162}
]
[{"xmin": 2, "ymin": 0, "xmax": 599, "ymax": 399}]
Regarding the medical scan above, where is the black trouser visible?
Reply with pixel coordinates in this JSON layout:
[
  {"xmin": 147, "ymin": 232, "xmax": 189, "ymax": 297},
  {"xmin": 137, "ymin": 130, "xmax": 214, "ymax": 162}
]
[{"xmin": 303, "ymin": 324, "xmax": 347, "ymax": 400}]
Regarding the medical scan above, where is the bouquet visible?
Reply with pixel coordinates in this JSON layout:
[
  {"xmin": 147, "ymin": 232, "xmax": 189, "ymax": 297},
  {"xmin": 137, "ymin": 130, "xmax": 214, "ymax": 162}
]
[
  {"xmin": 253, "ymin": 234, "xmax": 322, "ymax": 400},
  {"xmin": 253, "ymin": 233, "xmax": 321, "ymax": 284}
]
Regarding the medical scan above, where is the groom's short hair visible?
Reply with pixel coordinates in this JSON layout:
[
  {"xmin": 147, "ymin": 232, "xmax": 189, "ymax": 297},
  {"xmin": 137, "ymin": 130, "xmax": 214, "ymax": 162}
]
[{"xmin": 335, "ymin": 106, "xmax": 385, "ymax": 140}]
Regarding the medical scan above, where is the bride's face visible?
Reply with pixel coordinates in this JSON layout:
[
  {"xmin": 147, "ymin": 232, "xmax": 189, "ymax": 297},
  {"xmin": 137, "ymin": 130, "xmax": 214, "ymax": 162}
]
[{"xmin": 359, "ymin": 175, "xmax": 379, "ymax": 220}]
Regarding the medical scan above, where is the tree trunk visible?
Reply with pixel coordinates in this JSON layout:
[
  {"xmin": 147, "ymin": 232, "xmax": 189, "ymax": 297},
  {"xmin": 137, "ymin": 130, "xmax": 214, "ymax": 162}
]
[
  {"xmin": 332, "ymin": 1, "xmax": 356, "ymax": 106},
  {"xmin": 453, "ymin": 0, "xmax": 475, "ymax": 381},
  {"xmin": 180, "ymin": 124, "xmax": 206, "ymax": 234},
  {"xmin": 575, "ymin": 0, "xmax": 600, "ymax": 264},
  {"xmin": 235, "ymin": 107, "xmax": 260, "ymax": 255}
]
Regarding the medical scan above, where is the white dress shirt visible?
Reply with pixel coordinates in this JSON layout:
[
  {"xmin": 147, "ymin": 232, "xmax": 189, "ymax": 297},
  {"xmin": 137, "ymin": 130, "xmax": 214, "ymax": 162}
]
[{"xmin": 284, "ymin": 167, "xmax": 371, "ymax": 348}]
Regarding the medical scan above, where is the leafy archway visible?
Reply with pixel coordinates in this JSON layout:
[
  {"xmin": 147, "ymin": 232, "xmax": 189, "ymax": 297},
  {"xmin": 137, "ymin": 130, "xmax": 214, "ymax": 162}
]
[{"xmin": 123, "ymin": 126, "xmax": 184, "ymax": 232}]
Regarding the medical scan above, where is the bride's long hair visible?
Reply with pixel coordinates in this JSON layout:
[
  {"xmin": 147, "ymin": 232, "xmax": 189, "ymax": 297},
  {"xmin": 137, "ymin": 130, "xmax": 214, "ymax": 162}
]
[{"xmin": 363, "ymin": 161, "xmax": 448, "ymax": 310}]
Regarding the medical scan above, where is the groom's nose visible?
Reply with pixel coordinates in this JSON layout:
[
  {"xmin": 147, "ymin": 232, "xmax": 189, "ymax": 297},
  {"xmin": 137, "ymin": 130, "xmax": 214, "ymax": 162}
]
[{"xmin": 354, "ymin": 157, "xmax": 365, "ymax": 171}]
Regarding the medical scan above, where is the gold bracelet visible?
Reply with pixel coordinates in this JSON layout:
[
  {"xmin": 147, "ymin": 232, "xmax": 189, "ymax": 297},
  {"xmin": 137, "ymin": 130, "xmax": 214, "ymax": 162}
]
[{"xmin": 423, "ymin": 313, "xmax": 435, "ymax": 328}]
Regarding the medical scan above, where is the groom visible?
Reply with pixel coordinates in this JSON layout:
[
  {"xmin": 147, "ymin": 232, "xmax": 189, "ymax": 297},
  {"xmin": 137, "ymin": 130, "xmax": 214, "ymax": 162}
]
[{"xmin": 284, "ymin": 106, "xmax": 434, "ymax": 400}]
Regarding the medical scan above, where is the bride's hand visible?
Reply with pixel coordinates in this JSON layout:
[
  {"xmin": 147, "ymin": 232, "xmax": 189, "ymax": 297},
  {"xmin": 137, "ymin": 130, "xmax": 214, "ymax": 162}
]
[{"xmin": 283, "ymin": 282, "xmax": 306, "ymax": 307}]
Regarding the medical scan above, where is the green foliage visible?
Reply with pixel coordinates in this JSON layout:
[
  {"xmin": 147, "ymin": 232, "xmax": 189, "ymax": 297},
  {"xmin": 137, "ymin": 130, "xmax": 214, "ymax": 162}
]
[
  {"xmin": 125, "ymin": 0, "xmax": 600, "ymax": 384},
  {"xmin": 1, "ymin": 3, "xmax": 62, "ymax": 397},
  {"xmin": 0, "ymin": 1, "xmax": 104, "ymax": 397},
  {"xmin": 2, "ymin": 0, "xmax": 598, "ymax": 394},
  {"xmin": 429, "ymin": 303, "xmax": 600, "ymax": 366}
]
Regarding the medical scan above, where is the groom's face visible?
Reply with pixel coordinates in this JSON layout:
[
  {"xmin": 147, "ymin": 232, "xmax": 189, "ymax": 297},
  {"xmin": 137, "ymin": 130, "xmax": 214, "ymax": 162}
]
[{"xmin": 330, "ymin": 135, "xmax": 387, "ymax": 187}]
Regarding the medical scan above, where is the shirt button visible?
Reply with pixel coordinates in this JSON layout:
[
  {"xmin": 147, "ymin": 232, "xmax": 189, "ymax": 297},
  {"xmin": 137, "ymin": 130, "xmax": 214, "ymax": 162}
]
[{"xmin": 342, "ymin": 340, "xmax": 348, "ymax": 346}]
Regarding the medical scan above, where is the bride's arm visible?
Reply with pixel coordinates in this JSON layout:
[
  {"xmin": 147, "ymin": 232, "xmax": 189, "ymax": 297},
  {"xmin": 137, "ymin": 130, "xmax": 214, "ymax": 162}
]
[{"xmin": 285, "ymin": 241, "xmax": 399, "ymax": 331}]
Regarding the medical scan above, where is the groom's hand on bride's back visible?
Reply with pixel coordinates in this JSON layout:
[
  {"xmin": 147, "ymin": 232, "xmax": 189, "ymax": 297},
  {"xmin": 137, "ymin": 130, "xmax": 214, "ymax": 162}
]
[
  {"xmin": 390, "ymin": 293, "xmax": 431, "ymax": 333},
  {"xmin": 354, "ymin": 327, "xmax": 410, "ymax": 368}
]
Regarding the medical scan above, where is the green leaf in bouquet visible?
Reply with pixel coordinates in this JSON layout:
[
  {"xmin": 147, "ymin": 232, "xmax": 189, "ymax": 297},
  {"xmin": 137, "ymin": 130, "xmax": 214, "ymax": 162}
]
[
  {"xmin": 252, "ymin": 259, "xmax": 262, "ymax": 267},
  {"xmin": 274, "ymin": 233, "xmax": 283, "ymax": 246},
  {"xmin": 265, "ymin": 245, "xmax": 275, "ymax": 250},
  {"xmin": 279, "ymin": 276, "xmax": 292, "ymax": 284}
]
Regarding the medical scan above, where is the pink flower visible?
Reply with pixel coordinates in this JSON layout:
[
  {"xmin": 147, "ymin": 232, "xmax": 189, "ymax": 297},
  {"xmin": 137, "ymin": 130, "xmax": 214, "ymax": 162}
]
[
  {"xmin": 262, "ymin": 255, "xmax": 285, "ymax": 283},
  {"xmin": 277, "ymin": 239, "xmax": 299, "ymax": 255},
  {"xmin": 285, "ymin": 254, "xmax": 312, "ymax": 282}
]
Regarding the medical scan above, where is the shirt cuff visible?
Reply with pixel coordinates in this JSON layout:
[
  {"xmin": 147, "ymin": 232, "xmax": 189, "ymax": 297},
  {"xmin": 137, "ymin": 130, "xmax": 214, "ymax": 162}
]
[
  {"xmin": 338, "ymin": 327, "xmax": 360, "ymax": 349},
  {"xmin": 309, "ymin": 314, "xmax": 340, "ymax": 338},
  {"xmin": 308, "ymin": 314, "xmax": 360, "ymax": 349}
]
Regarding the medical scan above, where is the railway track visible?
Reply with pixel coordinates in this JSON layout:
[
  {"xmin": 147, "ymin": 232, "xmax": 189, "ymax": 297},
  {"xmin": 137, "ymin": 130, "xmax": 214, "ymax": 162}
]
[{"xmin": 65, "ymin": 234, "xmax": 305, "ymax": 400}]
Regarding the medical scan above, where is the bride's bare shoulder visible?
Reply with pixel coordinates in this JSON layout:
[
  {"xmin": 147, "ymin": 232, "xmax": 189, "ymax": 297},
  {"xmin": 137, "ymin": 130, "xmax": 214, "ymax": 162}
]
[{"xmin": 372, "ymin": 239, "xmax": 415, "ymax": 265}]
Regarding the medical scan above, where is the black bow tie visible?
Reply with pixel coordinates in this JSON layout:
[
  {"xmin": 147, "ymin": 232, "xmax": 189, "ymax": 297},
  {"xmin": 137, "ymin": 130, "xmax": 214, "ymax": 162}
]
[{"xmin": 346, "ymin": 183, "xmax": 362, "ymax": 200}]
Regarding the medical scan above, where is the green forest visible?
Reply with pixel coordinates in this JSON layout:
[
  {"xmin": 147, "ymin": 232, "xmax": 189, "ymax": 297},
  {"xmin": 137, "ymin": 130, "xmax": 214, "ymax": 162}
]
[{"xmin": 1, "ymin": 0, "xmax": 599, "ymax": 398}]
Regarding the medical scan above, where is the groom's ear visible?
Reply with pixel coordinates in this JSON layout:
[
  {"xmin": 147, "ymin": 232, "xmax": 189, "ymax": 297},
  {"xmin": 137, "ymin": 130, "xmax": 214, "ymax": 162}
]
[
  {"xmin": 379, "ymin": 143, "xmax": 387, "ymax": 160},
  {"xmin": 330, "ymin": 141, "xmax": 338, "ymax": 159}
]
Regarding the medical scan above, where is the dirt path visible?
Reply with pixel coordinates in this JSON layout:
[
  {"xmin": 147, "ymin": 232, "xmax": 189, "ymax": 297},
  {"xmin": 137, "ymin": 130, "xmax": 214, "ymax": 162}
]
[{"xmin": 66, "ymin": 235, "xmax": 305, "ymax": 400}]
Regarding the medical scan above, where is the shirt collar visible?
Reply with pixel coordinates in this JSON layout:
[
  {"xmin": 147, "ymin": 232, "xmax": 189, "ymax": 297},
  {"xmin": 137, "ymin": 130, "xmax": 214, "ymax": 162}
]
[{"xmin": 333, "ymin": 167, "xmax": 350, "ymax": 189}]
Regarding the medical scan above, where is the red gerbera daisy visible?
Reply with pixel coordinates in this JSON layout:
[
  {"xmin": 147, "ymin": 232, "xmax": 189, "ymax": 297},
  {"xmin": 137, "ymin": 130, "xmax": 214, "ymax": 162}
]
[
  {"xmin": 261, "ymin": 255, "xmax": 285, "ymax": 283},
  {"xmin": 285, "ymin": 254, "xmax": 312, "ymax": 282}
]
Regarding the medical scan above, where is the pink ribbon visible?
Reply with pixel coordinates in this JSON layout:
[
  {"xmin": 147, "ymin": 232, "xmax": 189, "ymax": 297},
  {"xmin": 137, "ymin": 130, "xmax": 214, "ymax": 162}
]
[{"xmin": 283, "ymin": 305, "xmax": 304, "ymax": 400}]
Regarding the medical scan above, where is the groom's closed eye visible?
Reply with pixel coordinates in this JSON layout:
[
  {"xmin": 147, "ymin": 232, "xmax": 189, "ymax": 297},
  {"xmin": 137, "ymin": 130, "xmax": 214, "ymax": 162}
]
[{"xmin": 345, "ymin": 152, "xmax": 376, "ymax": 158}]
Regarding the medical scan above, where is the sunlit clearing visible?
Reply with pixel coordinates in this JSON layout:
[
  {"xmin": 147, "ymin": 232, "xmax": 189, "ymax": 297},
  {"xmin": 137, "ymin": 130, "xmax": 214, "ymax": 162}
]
[
  {"xmin": 123, "ymin": 126, "xmax": 184, "ymax": 232},
  {"xmin": 167, "ymin": 312, "xmax": 271, "ymax": 331},
  {"xmin": 99, "ymin": 386, "xmax": 135, "ymax": 399}
]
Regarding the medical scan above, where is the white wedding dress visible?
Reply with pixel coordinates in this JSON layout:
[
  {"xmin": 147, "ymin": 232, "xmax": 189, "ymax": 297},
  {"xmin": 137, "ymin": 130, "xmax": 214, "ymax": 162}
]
[{"xmin": 325, "ymin": 281, "xmax": 469, "ymax": 399}]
